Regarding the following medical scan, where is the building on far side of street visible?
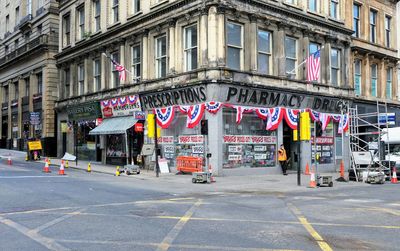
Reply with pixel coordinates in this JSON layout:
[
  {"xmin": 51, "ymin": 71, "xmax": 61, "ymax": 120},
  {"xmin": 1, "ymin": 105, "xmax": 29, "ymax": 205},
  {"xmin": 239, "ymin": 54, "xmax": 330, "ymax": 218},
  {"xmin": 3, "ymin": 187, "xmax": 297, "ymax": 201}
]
[
  {"xmin": 56, "ymin": 0, "xmax": 357, "ymax": 175},
  {"xmin": 0, "ymin": 0, "xmax": 59, "ymax": 156}
]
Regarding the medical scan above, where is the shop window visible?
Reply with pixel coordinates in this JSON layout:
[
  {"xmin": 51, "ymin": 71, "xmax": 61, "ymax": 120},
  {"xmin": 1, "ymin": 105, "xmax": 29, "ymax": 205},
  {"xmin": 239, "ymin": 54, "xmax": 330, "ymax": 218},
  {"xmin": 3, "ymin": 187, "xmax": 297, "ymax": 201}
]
[
  {"xmin": 107, "ymin": 134, "xmax": 126, "ymax": 160},
  {"xmin": 311, "ymin": 122, "xmax": 334, "ymax": 164},
  {"xmin": 77, "ymin": 121, "xmax": 97, "ymax": 161},
  {"xmin": 222, "ymin": 110, "xmax": 277, "ymax": 168},
  {"xmin": 157, "ymin": 112, "xmax": 203, "ymax": 169}
]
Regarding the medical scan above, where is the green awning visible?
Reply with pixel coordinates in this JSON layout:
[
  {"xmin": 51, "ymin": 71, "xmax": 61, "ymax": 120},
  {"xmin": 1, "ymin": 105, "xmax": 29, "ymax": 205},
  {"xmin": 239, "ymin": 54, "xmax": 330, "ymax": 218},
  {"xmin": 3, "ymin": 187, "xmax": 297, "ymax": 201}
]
[{"xmin": 89, "ymin": 117, "xmax": 138, "ymax": 135}]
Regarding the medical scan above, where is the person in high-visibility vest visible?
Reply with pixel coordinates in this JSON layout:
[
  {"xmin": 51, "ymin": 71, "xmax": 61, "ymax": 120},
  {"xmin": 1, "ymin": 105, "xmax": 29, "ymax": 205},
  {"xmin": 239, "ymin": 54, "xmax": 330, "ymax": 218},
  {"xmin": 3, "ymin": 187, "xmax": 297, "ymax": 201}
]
[{"xmin": 278, "ymin": 144, "xmax": 288, "ymax": 175}]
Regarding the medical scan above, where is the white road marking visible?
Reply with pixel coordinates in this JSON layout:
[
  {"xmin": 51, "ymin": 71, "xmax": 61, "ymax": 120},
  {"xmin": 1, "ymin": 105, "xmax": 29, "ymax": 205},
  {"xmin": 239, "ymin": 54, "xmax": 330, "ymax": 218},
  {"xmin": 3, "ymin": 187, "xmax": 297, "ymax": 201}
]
[{"xmin": 0, "ymin": 176, "xmax": 67, "ymax": 179}]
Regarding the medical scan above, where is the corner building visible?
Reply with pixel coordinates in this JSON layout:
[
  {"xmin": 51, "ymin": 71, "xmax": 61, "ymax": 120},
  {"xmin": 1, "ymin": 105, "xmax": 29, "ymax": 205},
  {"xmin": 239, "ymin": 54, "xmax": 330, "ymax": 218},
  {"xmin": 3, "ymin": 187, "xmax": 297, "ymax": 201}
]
[
  {"xmin": 56, "ymin": 0, "xmax": 354, "ymax": 175},
  {"xmin": 0, "ymin": 0, "xmax": 59, "ymax": 155}
]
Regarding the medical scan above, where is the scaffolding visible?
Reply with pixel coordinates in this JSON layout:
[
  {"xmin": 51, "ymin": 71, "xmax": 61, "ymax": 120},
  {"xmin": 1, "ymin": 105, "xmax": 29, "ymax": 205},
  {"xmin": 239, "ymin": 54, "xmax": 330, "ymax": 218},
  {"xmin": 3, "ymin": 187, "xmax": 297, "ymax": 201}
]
[{"xmin": 348, "ymin": 101, "xmax": 391, "ymax": 182}]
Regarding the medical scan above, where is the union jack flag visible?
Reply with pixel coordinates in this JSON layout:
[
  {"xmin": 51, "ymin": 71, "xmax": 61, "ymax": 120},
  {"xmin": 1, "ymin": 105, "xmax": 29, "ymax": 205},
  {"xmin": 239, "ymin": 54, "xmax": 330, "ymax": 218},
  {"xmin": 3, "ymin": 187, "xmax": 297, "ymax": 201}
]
[{"xmin": 307, "ymin": 50, "xmax": 321, "ymax": 82}]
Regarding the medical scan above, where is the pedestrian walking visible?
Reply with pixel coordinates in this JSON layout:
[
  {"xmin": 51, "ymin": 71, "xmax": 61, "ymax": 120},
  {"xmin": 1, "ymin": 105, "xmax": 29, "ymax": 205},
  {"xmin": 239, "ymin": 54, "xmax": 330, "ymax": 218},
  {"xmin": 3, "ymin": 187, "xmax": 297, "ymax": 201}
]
[{"xmin": 278, "ymin": 144, "xmax": 287, "ymax": 175}]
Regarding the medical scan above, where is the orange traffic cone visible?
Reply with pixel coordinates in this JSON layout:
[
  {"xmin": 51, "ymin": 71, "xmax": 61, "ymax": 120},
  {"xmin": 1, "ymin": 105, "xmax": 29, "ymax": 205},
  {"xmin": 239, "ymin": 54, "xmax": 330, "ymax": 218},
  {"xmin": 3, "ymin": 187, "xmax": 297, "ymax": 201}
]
[
  {"xmin": 7, "ymin": 156, "xmax": 12, "ymax": 165},
  {"xmin": 308, "ymin": 166, "xmax": 317, "ymax": 188},
  {"xmin": 59, "ymin": 160, "xmax": 65, "ymax": 175},
  {"xmin": 43, "ymin": 158, "xmax": 51, "ymax": 173},
  {"xmin": 336, "ymin": 160, "xmax": 347, "ymax": 182},
  {"xmin": 304, "ymin": 162, "xmax": 310, "ymax": 175},
  {"xmin": 391, "ymin": 167, "xmax": 398, "ymax": 184}
]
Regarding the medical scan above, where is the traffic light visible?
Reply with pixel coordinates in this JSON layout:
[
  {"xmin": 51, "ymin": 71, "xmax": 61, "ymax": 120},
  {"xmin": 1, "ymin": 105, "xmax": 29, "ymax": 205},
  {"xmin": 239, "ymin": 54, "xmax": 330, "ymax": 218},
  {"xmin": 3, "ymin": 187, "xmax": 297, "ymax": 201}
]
[
  {"xmin": 201, "ymin": 120, "xmax": 208, "ymax": 135},
  {"xmin": 147, "ymin": 114, "xmax": 155, "ymax": 138},
  {"xmin": 315, "ymin": 121, "xmax": 323, "ymax": 137},
  {"xmin": 300, "ymin": 112, "xmax": 311, "ymax": 141}
]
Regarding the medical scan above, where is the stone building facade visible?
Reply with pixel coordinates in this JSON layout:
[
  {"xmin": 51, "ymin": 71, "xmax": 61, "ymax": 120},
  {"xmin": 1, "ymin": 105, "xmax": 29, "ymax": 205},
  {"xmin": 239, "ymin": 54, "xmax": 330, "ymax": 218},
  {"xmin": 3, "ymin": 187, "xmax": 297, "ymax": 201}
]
[
  {"xmin": 345, "ymin": 0, "xmax": 400, "ymax": 144},
  {"xmin": 56, "ymin": 0, "xmax": 358, "ymax": 175},
  {"xmin": 0, "ymin": 0, "xmax": 59, "ymax": 155}
]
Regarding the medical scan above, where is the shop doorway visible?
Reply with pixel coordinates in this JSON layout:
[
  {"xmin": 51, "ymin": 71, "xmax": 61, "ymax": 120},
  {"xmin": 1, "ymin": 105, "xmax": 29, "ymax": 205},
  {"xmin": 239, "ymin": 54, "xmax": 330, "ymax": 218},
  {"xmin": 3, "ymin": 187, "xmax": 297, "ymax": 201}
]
[
  {"xmin": 282, "ymin": 121, "xmax": 299, "ymax": 170},
  {"xmin": 127, "ymin": 127, "xmax": 144, "ymax": 165}
]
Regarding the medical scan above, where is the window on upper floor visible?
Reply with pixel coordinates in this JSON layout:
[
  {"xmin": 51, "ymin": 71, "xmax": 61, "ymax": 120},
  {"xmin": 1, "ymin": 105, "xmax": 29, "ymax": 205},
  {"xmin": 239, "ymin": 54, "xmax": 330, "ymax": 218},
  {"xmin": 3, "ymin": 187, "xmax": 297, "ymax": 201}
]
[
  {"xmin": 15, "ymin": 7, "xmax": 20, "ymax": 24},
  {"xmin": 15, "ymin": 39, "xmax": 19, "ymax": 49},
  {"xmin": 3, "ymin": 86, "xmax": 9, "ymax": 102},
  {"xmin": 353, "ymin": 4, "xmax": 360, "ymax": 38},
  {"xmin": 385, "ymin": 16, "xmax": 391, "ymax": 48},
  {"xmin": 64, "ymin": 68, "xmax": 70, "ymax": 98},
  {"xmin": 78, "ymin": 63, "xmax": 85, "ymax": 95},
  {"xmin": 226, "ymin": 22, "xmax": 243, "ymax": 71},
  {"xmin": 5, "ymin": 45, "xmax": 9, "ymax": 54},
  {"xmin": 285, "ymin": 36, "xmax": 297, "ymax": 78},
  {"xmin": 27, "ymin": 0, "xmax": 32, "ymax": 15},
  {"xmin": 37, "ymin": 0, "xmax": 44, "ymax": 9},
  {"xmin": 370, "ymin": 9, "xmax": 377, "ymax": 43},
  {"xmin": 309, "ymin": 0, "xmax": 318, "ymax": 12},
  {"xmin": 286, "ymin": 0, "xmax": 297, "ymax": 5},
  {"xmin": 6, "ymin": 15, "xmax": 9, "ymax": 32},
  {"xmin": 63, "ymin": 14, "xmax": 71, "ymax": 46},
  {"xmin": 77, "ymin": 6, "xmax": 85, "ymax": 40},
  {"xmin": 184, "ymin": 24, "xmax": 198, "ymax": 71},
  {"xmin": 93, "ymin": 0, "xmax": 101, "ymax": 32},
  {"xmin": 155, "ymin": 36, "xmax": 167, "ymax": 78},
  {"xmin": 14, "ymin": 83, "xmax": 19, "ymax": 100},
  {"xmin": 371, "ymin": 64, "xmax": 377, "ymax": 97},
  {"xmin": 330, "ymin": 0, "xmax": 338, "ymax": 19},
  {"xmin": 111, "ymin": 52, "xmax": 121, "ymax": 87},
  {"xmin": 93, "ymin": 59, "xmax": 101, "ymax": 92},
  {"xmin": 131, "ymin": 45, "xmax": 141, "ymax": 82},
  {"xmin": 386, "ymin": 68, "xmax": 392, "ymax": 99},
  {"xmin": 25, "ymin": 78, "xmax": 30, "ymax": 97},
  {"xmin": 112, "ymin": 0, "xmax": 119, "ymax": 23},
  {"xmin": 330, "ymin": 48, "xmax": 340, "ymax": 86},
  {"xmin": 132, "ymin": 0, "xmax": 140, "ymax": 14},
  {"xmin": 354, "ymin": 60, "xmax": 362, "ymax": 96},
  {"xmin": 257, "ymin": 29, "xmax": 272, "ymax": 75},
  {"xmin": 37, "ymin": 72, "xmax": 43, "ymax": 94}
]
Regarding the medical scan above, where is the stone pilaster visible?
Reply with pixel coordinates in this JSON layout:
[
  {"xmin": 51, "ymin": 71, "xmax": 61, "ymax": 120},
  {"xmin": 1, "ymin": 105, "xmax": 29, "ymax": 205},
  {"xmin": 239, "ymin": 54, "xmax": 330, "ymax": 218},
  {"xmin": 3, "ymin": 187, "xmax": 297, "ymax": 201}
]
[
  {"xmin": 142, "ymin": 30, "xmax": 149, "ymax": 80},
  {"xmin": 199, "ymin": 7, "xmax": 208, "ymax": 67},
  {"xmin": 207, "ymin": 6, "xmax": 218, "ymax": 67}
]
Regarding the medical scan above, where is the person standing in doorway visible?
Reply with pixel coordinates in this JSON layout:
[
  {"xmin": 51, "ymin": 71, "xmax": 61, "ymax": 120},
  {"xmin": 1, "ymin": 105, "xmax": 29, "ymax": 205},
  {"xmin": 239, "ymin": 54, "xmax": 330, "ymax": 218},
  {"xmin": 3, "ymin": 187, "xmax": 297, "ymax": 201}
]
[{"xmin": 278, "ymin": 144, "xmax": 287, "ymax": 175}]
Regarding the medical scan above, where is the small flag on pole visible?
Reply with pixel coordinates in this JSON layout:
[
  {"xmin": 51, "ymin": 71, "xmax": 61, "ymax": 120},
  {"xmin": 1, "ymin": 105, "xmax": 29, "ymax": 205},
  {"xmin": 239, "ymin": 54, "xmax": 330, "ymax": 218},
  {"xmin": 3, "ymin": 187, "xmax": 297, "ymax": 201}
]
[
  {"xmin": 307, "ymin": 50, "xmax": 321, "ymax": 82},
  {"xmin": 111, "ymin": 58, "xmax": 126, "ymax": 81}
]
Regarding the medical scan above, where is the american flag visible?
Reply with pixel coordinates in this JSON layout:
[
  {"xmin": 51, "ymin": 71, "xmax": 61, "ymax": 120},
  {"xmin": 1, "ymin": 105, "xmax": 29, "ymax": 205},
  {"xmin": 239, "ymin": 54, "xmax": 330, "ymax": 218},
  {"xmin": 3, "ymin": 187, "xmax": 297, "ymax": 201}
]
[
  {"xmin": 110, "ymin": 58, "xmax": 126, "ymax": 81},
  {"xmin": 307, "ymin": 50, "xmax": 321, "ymax": 82}
]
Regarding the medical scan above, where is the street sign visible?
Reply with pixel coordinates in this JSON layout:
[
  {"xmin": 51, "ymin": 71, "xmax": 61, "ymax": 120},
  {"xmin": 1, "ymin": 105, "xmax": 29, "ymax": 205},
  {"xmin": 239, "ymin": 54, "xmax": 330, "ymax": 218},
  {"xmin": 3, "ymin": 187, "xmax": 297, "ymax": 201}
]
[
  {"xmin": 30, "ymin": 112, "xmax": 41, "ymax": 125},
  {"xmin": 378, "ymin": 113, "xmax": 395, "ymax": 125}
]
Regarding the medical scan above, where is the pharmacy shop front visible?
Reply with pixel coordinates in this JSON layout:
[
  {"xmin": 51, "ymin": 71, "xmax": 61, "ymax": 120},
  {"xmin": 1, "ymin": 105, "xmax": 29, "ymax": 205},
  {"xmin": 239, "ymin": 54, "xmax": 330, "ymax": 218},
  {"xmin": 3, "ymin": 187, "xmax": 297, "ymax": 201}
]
[{"xmin": 140, "ymin": 83, "xmax": 350, "ymax": 176}]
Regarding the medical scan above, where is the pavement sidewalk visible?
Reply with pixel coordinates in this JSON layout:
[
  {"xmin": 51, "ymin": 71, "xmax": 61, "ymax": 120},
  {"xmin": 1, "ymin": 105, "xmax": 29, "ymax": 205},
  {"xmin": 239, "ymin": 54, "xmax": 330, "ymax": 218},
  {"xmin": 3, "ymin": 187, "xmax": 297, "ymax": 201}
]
[{"xmin": 0, "ymin": 148, "xmax": 371, "ymax": 194}]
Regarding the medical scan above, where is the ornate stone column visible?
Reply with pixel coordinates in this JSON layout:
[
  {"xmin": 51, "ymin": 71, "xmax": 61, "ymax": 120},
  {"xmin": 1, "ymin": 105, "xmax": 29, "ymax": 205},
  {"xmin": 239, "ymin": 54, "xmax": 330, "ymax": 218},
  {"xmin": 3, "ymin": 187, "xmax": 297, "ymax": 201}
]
[
  {"xmin": 168, "ymin": 19, "xmax": 176, "ymax": 74},
  {"xmin": 142, "ymin": 30, "xmax": 149, "ymax": 80},
  {"xmin": 207, "ymin": 5, "xmax": 218, "ymax": 67},
  {"xmin": 199, "ymin": 7, "xmax": 208, "ymax": 67}
]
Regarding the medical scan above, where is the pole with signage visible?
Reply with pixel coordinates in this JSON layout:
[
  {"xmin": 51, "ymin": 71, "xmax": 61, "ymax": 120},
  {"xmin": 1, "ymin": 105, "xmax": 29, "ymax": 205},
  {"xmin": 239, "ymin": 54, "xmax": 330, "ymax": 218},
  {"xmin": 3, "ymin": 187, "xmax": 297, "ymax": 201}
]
[
  {"xmin": 297, "ymin": 113, "xmax": 301, "ymax": 186},
  {"xmin": 154, "ymin": 114, "xmax": 160, "ymax": 177}
]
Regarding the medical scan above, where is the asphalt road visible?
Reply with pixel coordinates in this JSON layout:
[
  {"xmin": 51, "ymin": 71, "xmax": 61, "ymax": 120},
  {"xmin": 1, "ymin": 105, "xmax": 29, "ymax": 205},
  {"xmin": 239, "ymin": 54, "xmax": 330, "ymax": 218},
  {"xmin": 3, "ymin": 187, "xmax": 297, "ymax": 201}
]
[{"xmin": 1, "ymin": 160, "xmax": 399, "ymax": 251}]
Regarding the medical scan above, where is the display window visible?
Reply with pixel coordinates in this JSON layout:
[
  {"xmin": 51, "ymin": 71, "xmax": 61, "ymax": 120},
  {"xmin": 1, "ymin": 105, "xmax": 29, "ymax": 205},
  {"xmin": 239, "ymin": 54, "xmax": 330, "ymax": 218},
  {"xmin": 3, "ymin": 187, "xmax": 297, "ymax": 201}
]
[
  {"xmin": 158, "ymin": 112, "xmax": 203, "ymax": 168},
  {"xmin": 106, "ymin": 134, "xmax": 127, "ymax": 158},
  {"xmin": 311, "ymin": 122, "xmax": 334, "ymax": 164},
  {"xmin": 222, "ymin": 109, "xmax": 277, "ymax": 168},
  {"xmin": 76, "ymin": 120, "xmax": 97, "ymax": 161}
]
